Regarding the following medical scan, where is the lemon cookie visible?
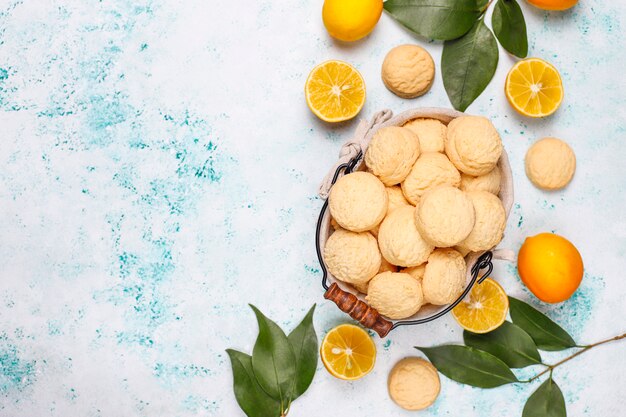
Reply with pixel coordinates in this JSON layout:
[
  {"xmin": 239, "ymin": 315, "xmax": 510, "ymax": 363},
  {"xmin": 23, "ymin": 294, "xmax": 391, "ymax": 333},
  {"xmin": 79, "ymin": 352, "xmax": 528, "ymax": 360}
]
[
  {"xmin": 422, "ymin": 248, "xmax": 466, "ymax": 305},
  {"xmin": 329, "ymin": 171, "xmax": 388, "ymax": 232},
  {"xmin": 460, "ymin": 167, "xmax": 501, "ymax": 195},
  {"xmin": 388, "ymin": 357, "xmax": 440, "ymax": 411},
  {"xmin": 365, "ymin": 126, "xmax": 420, "ymax": 186},
  {"xmin": 381, "ymin": 45, "xmax": 435, "ymax": 99},
  {"xmin": 525, "ymin": 137, "xmax": 576, "ymax": 190},
  {"xmin": 366, "ymin": 272, "xmax": 424, "ymax": 319},
  {"xmin": 459, "ymin": 191, "xmax": 506, "ymax": 252},
  {"xmin": 378, "ymin": 206, "xmax": 434, "ymax": 267},
  {"xmin": 401, "ymin": 152, "xmax": 461, "ymax": 205},
  {"xmin": 416, "ymin": 186, "xmax": 475, "ymax": 247},
  {"xmin": 354, "ymin": 257, "xmax": 398, "ymax": 294},
  {"xmin": 403, "ymin": 118, "xmax": 446, "ymax": 153},
  {"xmin": 324, "ymin": 229, "xmax": 381, "ymax": 285},
  {"xmin": 401, "ymin": 264, "xmax": 426, "ymax": 282},
  {"xmin": 370, "ymin": 185, "xmax": 413, "ymax": 237},
  {"xmin": 446, "ymin": 116, "xmax": 503, "ymax": 176}
]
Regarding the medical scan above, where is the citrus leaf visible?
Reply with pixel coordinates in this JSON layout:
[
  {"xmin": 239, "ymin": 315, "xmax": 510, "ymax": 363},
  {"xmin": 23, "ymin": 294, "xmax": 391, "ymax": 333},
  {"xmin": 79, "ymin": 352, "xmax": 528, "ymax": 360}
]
[
  {"xmin": 509, "ymin": 297, "xmax": 576, "ymax": 351},
  {"xmin": 287, "ymin": 305, "xmax": 318, "ymax": 401},
  {"xmin": 492, "ymin": 0, "xmax": 528, "ymax": 58},
  {"xmin": 383, "ymin": 0, "xmax": 481, "ymax": 41},
  {"xmin": 250, "ymin": 305, "xmax": 296, "ymax": 405},
  {"xmin": 442, "ymin": 19, "xmax": 499, "ymax": 111},
  {"xmin": 464, "ymin": 321, "xmax": 542, "ymax": 368},
  {"xmin": 522, "ymin": 376, "xmax": 567, "ymax": 417},
  {"xmin": 226, "ymin": 349, "xmax": 282, "ymax": 417},
  {"xmin": 416, "ymin": 345, "xmax": 518, "ymax": 388}
]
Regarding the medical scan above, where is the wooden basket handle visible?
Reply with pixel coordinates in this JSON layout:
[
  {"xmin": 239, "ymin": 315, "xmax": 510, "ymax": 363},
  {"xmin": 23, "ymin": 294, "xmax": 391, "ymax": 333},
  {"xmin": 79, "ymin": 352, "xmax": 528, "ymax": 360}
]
[{"xmin": 324, "ymin": 283, "xmax": 393, "ymax": 337}]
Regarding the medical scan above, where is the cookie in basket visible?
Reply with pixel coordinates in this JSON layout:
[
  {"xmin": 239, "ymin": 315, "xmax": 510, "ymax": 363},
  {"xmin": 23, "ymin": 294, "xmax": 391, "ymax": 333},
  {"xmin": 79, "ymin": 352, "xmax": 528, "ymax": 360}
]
[
  {"xmin": 445, "ymin": 116, "xmax": 502, "ymax": 176},
  {"xmin": 415, "ymin": 186, "xmax": 475, "ymax": 247},
  {"xmin": 402, "ymin": 152, "xmax": 461, "ymax": 205},
  {"xmin": 400, "ymin": 264, "xmax": 425, "ymax": 282},
  {"xmin": 378, "ymin": 206, "xmax": 434, "ymax": 267},
  {"xmin": 324, "ymin": 229, "xmax": 381, "ymax": 286},
  {"xmin": 460, "ymin": 168, "xmax": 501, "ymax": 195},
  {"xmin": 370, "ymin": 185, "xmax": 412, "ymax": 238},
  {"xmin": 459, "ymin": 191, "xmax": 506, "ymax": 252},
  {"xmin": 403, "ymin": 118, "xmax": 446, "ymax": 153},
  {"xmin": 364, "ymin": 126, "xmax": 420, "ymax": 186},
  {"xmin": 352, "ymin": 257, "xmax": 398, "ymax": 294},
  {"xmin": 366, "ymin": 271, "xmax": 424, "ymax": 319},
  {"xmin": 329, "ymin": 171, "xmax": 388, "ymax": 232},
  {"xmin": 422, "ymin": 248, "xmax": 466, "ymax": 305}
]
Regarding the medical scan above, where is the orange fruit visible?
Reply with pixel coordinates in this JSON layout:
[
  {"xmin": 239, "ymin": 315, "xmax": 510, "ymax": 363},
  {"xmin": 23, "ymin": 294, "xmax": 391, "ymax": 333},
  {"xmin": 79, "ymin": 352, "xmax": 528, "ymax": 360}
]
[
  {"xmin": 320, "ymin": 323, "xmax": 376, "ymax": 380},
  {"xmin": 322, "ymin": 0, "xmax": 383, "ymax": 42},
  {"xmin": 305, "ymin": 60, "xmax": 366, "ymax": 123},
  {"xmin": 505, "ymin": 58, "xmax": 564, "ymax": 118},
  {"xmin": 452, "ymin": 278, "xmax": 509, "ymax": 334},
  {"xmin": 517, "ymin": 233, "xmax": 584, "ymax": 303},
  {"xmin": 526, "ymin": 0, "xmax": 578, "ymax": 11}
]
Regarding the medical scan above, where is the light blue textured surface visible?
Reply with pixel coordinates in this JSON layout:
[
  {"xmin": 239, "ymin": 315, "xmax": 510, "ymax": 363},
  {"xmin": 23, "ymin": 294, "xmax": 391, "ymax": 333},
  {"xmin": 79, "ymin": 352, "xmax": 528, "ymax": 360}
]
[{"xmin": 0, "ymin": 1, "xmax": 625, "ymax": 416}]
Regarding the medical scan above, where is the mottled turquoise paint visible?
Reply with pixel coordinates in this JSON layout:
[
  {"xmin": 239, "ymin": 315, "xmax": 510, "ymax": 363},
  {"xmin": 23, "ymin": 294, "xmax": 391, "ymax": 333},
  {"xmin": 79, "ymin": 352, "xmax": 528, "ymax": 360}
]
[{"xmin": 0, "ymin": 344, "xmax": 35, "ymax": 393}]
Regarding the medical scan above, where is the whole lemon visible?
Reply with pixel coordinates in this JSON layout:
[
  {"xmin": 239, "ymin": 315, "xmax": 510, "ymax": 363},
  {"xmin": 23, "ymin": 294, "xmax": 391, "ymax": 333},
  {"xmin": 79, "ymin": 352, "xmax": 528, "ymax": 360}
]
[
  {"xmin": 517, "ymin": 233, "xmax": 583, "ymax": 303},
  {"xmin": 526, "ymin": 0, "xmax": 578, "ymax": 11},
  {"xmin": 322, "ymin": 0, "xmax": 383, "ymax": 42}
]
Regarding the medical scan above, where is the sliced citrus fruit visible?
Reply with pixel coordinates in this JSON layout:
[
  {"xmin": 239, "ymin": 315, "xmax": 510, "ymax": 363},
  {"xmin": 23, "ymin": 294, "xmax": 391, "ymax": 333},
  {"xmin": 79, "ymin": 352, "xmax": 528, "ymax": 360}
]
[
  {"xmin": 452, "ymin": 278, "xmax": 509, "ymax": 334},
  {"xmin": 505, "ymin": 58, "xmax": 563, "ymax": 118},
  {"xmin": 305, "ymin": 60, "xmax": 366, "ymax": 123},
  {"xmin": 320, "ymin": 323, "xmax": 376, "ymax": 380}
]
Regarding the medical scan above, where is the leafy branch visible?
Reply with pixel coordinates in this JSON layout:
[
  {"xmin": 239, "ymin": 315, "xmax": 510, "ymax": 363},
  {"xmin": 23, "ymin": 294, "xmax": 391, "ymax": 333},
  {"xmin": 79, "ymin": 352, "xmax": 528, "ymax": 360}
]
[{"xmin": 416, "ymin": 297, "xmax": 626, "ymax": 417}]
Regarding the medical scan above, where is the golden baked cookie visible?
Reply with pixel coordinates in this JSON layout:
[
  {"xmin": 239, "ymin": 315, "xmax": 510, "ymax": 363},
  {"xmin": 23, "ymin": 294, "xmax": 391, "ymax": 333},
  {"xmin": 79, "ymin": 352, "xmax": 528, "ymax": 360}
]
[
  {"xmin": 401, "ymin": 152, "xmax": 461, "ymax": 205},
  {"xmin": 415, "ymin": 186, "xmax": 475, "ymax": 247},
  {"xmin": 401, "ymin": 264, "xmax": 425, "ymax": 282},
  {"xmin": 370, "ymin": 185, "xmax": 413, "ymax": 237},
  {"xmin": 378, "ymin": 206, "xmax": 434, "ymax": 267},
  {"xmin": 330, "ymin": 216, "xmax": 341, "ymax": 230},
  {"xmin": 445, "ymin": 116, "xmax": 502, "ymax": 176},
  {"xmin": 354, "ymin": 257, "xmax": 399, "ymax": 294},
  {"xmin": 324, "ymin": 229, "xmax": 381, "ymax": 285},
  {"xmin": 381, "ymin": 45, "xmax": 435, "ymax": 99},
  {"xmin": 403, "ymin": 118, "xmax": 446, "ymax": 153},
  {"xmin": 460, "ymin": 167, "xmax": 501, "ymax": 195},
  {"xmin": 329, "ymin": 171, "xmax": 388, "ymax": 232},
  {"xmin": 388, "ymin": 357, "xmax": 440, "ymax": 411},
  {"xmin": 366, "ymin": 272, "xmax": 424, "ymax": 319},
  {"xmin": 525, "ymin": 137, "xmax": 576, "ymax": 190},
  {"xmin": 459, "ymin": 191, "xmax": 506, "ymax": 252},
  {"xmin": 365, "ymin": 126, "xmax": 420, "ymax": 186},
  {"xmin": 422, "ymin": 248, "xmax": 466, "ymax": 305}
]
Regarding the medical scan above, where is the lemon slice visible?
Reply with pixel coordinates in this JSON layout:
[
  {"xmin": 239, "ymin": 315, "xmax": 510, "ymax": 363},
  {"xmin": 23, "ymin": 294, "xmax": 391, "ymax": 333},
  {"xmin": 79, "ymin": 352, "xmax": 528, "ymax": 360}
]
[
  {"xmin": 452, "ymin": 278, "xmax": 509, "ymax": 334},
  {"xmin": 505, "ymin": 58, "xmax": 563, "ymax": 118},
  {"xmin": 305, "ymin": 60, "xmax": 366, "ymax": 123},
  {"xmin": 320, "ymin": 323, "xmax": 376, "ymax": 380}
]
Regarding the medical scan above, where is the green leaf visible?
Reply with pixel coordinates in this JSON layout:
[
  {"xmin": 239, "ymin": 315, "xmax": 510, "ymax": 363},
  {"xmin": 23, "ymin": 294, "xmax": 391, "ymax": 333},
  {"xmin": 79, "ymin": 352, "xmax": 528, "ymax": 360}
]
[
  {"xmin": 442, "ymin": 19, "xmax": 499, "ymax": 111},
  {"xmin": 250, "ymin": 305, "xmax": 297, "ymax": 405},
  {"xmin": 523, "ymin": 376, "xmax": 567, "ymax": 417},
  {"xmin": 509, "ymin": 297, "xmax": 576, "ymax": 351},
  {"xmin": 464, "ymin": 321, "xmax": 542, "ymax": 368},
  {"xmin": 492, "ymin": 0, "xmax": 528, "ymax": 58},
  {"xmin": 226, "ymin": 349, "xmax": 282, "ymax": 417},
  {"xmin": 416, "ymin": 345, "xmax": 518, "ymax": 388},
  {"xmin": 383, "ymin": 0, "xmax": 481, "ymax": 41},
  {"xmin": 287, "ymin": 305, "xmax": 318, "ymax": 400}
]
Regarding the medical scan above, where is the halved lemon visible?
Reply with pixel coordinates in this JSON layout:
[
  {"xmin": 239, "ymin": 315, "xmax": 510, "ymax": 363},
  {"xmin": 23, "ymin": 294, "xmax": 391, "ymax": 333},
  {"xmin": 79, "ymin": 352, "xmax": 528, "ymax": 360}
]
[
  {"xmin": 305, "ymin": 60, "xmax": 366, "ymax": 123},
  {"xmin": 505, "ymin": 58, "xmax": 563, "ymax": 118},
  {"xmin": 452, "ymin": 278, "xmax": 509, "ymax": 334},
  {"xmin": 320, "ymin": 323, "xmax": 376, "ymax": 380}
]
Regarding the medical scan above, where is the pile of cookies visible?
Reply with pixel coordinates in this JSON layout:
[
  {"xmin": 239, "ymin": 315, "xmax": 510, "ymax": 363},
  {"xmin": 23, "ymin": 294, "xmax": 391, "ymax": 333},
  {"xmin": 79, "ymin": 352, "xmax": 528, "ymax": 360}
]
[{"xmin": 324, "ymin": 115, "xmax": 507, "ymax": 320}]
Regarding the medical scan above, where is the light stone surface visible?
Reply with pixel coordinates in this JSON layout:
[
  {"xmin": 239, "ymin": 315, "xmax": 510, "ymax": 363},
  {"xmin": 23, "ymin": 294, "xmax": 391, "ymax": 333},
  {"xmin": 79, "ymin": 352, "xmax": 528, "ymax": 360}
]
[{"xmin": 1, "ymin": 1, "xmax": 625, "ymax": 416}]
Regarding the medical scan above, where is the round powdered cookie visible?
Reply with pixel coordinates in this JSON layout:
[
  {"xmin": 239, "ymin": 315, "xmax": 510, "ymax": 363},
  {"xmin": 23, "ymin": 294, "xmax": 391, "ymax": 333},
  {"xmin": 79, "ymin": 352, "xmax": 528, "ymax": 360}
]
[
  {"xmin": 422, "ymin": 248, "xmax": 466, "ymax": 305},
  {"xmin": 378, "ymin": 206, "xmax": 434, "ymax": 267},
  {"xmin": 403, "ymin": 118, "xmax": 446, "ymax": 153},
  {"xmin": 324, "ymin": 229, "xmax": 381, "ymax": 285},
  {"xmin": 388, "ymin": 357, "xmax": 440, "ymax": 411},
  {"xmin": 446, "ymin": 116, "xmax": 503, "ymax": 176},
  {"xmin": 416, "ymin": 186, "xmax": 475, "ymax": 247},
  {"xmin": 366, "ymin": 272, "xmax": 424, "ymax": 319},
  {"xmin": 525, "ymin": 137, "xmax": 576, "ymax": 190},
  {"xmin": 459, "ymin": 191, "xmax": 506, "ymax": 252},
  {"xmin": 382, "ymin": 45, "xmax": 435, "ymax": 99},
  {"xmin": 365, "ymin": 126, "xmax": 420, "ymax": 186},
  {"xmin": 460, "ymin": 167, "xmax": 501, "ymax": 195},
  {"xmin": 402, "ymin": 152, "xmax": 461, "ymax": 205},
  {"xmin": 400, "ymin": 264, "xmax": 426, "ymax": 282},
  {"xmin": 329, "ymin": 172, "xmax": 388, "ymax": 232}
]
